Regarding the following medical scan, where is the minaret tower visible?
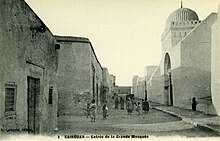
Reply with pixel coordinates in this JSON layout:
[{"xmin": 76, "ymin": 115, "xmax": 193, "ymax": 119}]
[{"xmin": 161, "ymin": 2, "xmax": 201, "ymax": 55}]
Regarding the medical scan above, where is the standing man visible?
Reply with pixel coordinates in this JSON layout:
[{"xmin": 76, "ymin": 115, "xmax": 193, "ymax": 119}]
[
  {"xmin": 192, "ymin": 97, "xmax": 198, "ymax": 111},
  {"xmin": 143, "ymin": 98, "xmax": 149, "ymax": 114}
]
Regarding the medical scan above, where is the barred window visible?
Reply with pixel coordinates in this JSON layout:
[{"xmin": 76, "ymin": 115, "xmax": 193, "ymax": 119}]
[
  {"xmin": 5, "ymin": 84, "xmax": 17, "ymax": 115},
  {"xmin": 49, "ymin": 86, "xmax": 53, "ymax": 104}
]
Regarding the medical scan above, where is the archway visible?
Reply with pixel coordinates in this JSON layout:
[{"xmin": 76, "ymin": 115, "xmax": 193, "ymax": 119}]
[{"xmin": 164, "ymin": 53, "xmax": 173, "ymax": 106}]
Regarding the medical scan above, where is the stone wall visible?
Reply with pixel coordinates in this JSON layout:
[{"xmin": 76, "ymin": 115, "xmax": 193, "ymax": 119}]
[
  {"xmin": 147, "ymin": 67, "xmax": 164, "ymax": 103},
  {"xmin": 56, "ymin": 36, "xmax": 102, "ymax": 115},
  {"xmin": 90, "ymin": 43, "xmax": 103, "ymax": 106},
  {"xmin": 0, "ymin": 0, "xmax": 58, "ymax": 133},
  {"xmin": 102, "ymin": 68, "xmax": 113, "ymax": 103}
]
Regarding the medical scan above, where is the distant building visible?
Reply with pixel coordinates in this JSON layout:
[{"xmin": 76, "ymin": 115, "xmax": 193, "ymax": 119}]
[
  {"xmin": 136, "ymin": 77, "xmax": 145, "ymax": 99},
  {"xmin": 55, "ymin": 36, "xmax": 103, "ymax": 115},
  {"xmin": 115, "ymin": 86, "xmax": 131, "ymax": 95},
  {"xmin": 132, "ymin": 75, "xmax": 147, "ymax": 99},
  {"xmin": 132, "ymin": 75, "xmax": 139, "ymax": 96},
  {"xmin": 147, "ymin": 3, "xmax": 217, "ymax": 114},
  {"xmin": 211, "ymin": 4, "xmax": 220, "ymax": 116},
  {"xmin": 102, "ymin": 68, "xmax": 114, "ymax": 103},
  {"xmin": 144, "ymin": 66, "xmax": 158, "ymax": 82},
  {"xmin": 0, "ymin": 0, "xmax": 59, "ymax": 134},
  {"xmin": 110, "ymin": 74, "xmax": 116, "ymax": 99},
  {"xmin": 147, "ymin": 66, "xmax": 162, "ymax": 103}
]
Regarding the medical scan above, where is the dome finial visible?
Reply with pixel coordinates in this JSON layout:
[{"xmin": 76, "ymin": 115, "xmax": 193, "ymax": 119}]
[{"xmin": 181, "ymin": 1, "xmax": 183, "ymax": 8}]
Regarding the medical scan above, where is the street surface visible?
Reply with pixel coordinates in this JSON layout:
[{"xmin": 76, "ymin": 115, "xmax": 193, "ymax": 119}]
[{"xmin": 58, "ymin": 105, "xmax": 219, "ymax": 137}]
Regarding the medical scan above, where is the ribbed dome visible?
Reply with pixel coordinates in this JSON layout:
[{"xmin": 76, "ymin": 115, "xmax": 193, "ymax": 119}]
[{"xmin": 166, "ymin": 7, "xmax": 199, "ymax": 23}]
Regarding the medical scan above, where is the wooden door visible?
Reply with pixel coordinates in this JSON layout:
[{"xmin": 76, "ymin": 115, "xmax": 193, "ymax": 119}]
[{"xmin": 27, "ymin": 76, "xmax": 40, "ymax": 134}]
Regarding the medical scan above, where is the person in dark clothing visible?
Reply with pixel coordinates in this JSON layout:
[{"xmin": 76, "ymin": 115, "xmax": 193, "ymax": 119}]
[
  {"xmin": 115, "ymin": 97, "xmax": 119, "ymax": 109},
  {"xmin": 120, "ymin": 97, "xmax": 124, "ymax": 110},
  {"xmin": 142, "ymin": 98, "xmax": 149, "ymax": 114},
  {"xmin": 192, "ymin": 97, "xmax": 198, "ymax": 111}
]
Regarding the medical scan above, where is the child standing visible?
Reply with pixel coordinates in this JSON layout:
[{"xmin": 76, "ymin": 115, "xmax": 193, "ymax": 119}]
[
  {"xmin": 136, "ymin": 102, "xmax": 141, "ymax": 115},
  {"xmin": 102, "ymin": 102, "xmax": 108, "ymax": 119},
  {"xmin": 86, "ymin": 101, "xmax": 91, "ymax": 118},
  {"xmin": 90, "ymin": 99, "xmax": 97, "ymax": 122}
]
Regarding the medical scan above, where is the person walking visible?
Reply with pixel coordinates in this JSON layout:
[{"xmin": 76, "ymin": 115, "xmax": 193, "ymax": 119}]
[
  {"xmin": 90, "ymin": 99, "xmax": 97, "ymax": 122},
  {"xmin": 192, "ymin": 97, "xmax": 198, "ymax": 111},
  {"xmin": 126, "ymin": 98, "xmax": 133, "ymax": 115}
]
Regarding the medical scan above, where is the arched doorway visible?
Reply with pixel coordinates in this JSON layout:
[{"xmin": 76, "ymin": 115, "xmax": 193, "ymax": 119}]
[{"xmin": 164, "ymin": 53, "xmax": 173, "ymax": 106}]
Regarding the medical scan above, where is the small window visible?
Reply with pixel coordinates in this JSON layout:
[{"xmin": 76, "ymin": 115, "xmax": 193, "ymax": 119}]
[
  {"xmin": 5, "ymin": 84, "xmax": 17, "ymax": 115},
  {"xmin": 48, "ymin": 86, "xmax": 53, "ymax": 104}
]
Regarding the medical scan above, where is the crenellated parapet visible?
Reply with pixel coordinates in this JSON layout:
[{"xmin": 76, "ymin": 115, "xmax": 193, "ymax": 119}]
[{"xmin": 162, "ymin": 20, "xmax": 201, "ymax": 41}]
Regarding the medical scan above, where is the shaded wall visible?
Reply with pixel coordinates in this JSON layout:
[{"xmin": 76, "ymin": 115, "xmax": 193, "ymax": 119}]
[{"xmin": 0, "ymin": 0, "xmax": 58, "ymax": 133}]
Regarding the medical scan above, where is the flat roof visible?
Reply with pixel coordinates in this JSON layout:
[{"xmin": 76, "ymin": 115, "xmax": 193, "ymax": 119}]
[
  {"xmin": 54, "ymin": 35, "xmax": 90, "ymax": 43},
  {"xmin": 55, "ymin": 35, "xmax": 103, "ymax": 70}
]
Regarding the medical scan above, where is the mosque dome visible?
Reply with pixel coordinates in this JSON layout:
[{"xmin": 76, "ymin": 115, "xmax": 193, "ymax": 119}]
[{"xmin": 166, "ymin": 4, "xmax": 199, "ymax": 23}]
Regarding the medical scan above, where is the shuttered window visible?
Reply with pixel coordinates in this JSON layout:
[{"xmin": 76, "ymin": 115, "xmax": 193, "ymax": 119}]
[{"xmin": 5, "ymin": 84, "xmax": 16, "ymax": 115}]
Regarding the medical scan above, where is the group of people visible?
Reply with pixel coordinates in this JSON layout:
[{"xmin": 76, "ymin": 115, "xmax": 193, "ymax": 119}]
[
  {"xmin": 126, "ymin": 98, "xmax": 150, "ymax": 115},
  {"xmin": 84, "ymin": 96, "xmax": 197, "ymax": 122},
  {"xmin": 85, "ymin": 99, "xmax": 109, "ymax": 122}
]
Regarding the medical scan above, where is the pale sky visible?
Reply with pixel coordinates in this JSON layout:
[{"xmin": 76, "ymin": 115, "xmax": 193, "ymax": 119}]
[{"xmin": 25, "ymin": 0, "xmax": 220, "ymax": 86}]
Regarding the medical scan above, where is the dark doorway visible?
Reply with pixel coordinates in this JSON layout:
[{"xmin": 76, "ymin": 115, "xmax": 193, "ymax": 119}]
[
  {"xmin": 92, "ymin": 65, "xmax": 95, "ymax": 99},
  {"xmin": 27, "ymin": 76, "xmax": 40, "ymax": 134},
  {"xmin": 170, "ymin": 82, "xmax": 173, "ymax": 106},
  {"xmin": 164, "ymin": 53, "xmax": 173, "ymax": 106},
  {"xmin": 96, "ymin": 83, "xmax": 98, "ymax": 106}
]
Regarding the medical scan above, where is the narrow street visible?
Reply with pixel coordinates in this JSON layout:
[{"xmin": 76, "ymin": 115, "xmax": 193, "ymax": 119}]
[{"xmin": 57, "ymin": 105, "xmax": 219, "ymax": 137}]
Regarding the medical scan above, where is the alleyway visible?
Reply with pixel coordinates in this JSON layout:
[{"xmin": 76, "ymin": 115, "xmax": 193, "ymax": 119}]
[{"xmin": 57, "ymin": 104, "xmax": 219, "ymax": 137}]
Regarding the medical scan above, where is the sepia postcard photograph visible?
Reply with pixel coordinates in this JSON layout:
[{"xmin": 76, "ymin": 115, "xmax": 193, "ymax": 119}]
[{"xmin": 0, "ymin": 0, "xmax": 220, "ymax": 140}]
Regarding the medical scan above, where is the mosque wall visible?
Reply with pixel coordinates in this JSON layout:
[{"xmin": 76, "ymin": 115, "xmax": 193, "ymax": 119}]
[
  {"xmin": 148, "ymin": 8, "xmax": 218, "ymax": 115},
  {"xmin": 170, "ymin": 13, "xmax": 217, "ymax": 114},
  {"xmin": 211, "ymin": 4, "xmax": 220, "ymax": 116}
]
